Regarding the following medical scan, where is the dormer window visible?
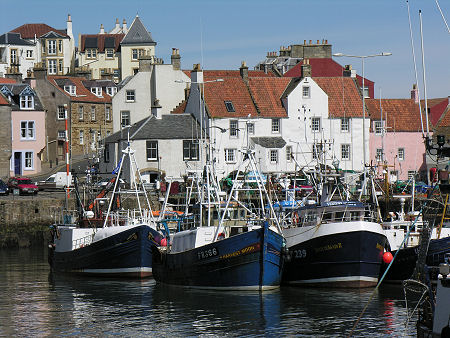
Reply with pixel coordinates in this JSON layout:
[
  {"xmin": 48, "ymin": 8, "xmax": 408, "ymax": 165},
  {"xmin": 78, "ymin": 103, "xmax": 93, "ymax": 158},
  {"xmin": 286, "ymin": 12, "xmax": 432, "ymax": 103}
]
[
  {"xmin": 91, "ymin": 87, "xmax": 102, "ymax": 97},
  {"xmin": 224, "ymin": 101, "xmax": 235, "ymax": 112},
  {"xmin": 86, "ymin": 49, "xmax": 97, "ymax": 59},
  {"xmin": 106, "ymin": 87, "xmax": 117, "ymax": 96},
  {"xmin": 64, "ymin": 85, "xmax": 76, "ymax": 96},
  {"xmin": 106, "ymin": 49, "xmax": 114, "ymax": 58},
  {"xmin": 20, "ymin": 95, "xmax": 34, "ymax": 109}
]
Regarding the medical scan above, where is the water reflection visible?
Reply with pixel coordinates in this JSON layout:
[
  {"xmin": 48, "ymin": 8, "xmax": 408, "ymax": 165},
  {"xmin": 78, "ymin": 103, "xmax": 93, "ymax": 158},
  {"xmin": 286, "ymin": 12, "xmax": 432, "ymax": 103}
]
[{"xmin": 0, "ymin": 248, "xmax": 417, "ymax": 337}]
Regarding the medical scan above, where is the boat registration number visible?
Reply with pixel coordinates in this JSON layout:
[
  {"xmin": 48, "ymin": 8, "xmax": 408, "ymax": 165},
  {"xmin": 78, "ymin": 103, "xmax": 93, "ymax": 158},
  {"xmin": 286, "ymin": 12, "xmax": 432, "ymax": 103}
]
[
  {"xmin": 292, "ymin": 249, "xmax": 307, "ymax": 259},
  {"xmin": 197, "ymin": 248, "xmax": 218, "ymax": 260}
]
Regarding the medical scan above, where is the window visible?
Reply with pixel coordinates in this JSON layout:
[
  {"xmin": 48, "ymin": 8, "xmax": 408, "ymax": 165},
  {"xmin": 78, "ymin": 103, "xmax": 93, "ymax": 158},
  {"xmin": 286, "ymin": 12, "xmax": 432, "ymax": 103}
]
[
  {"xmin": 105, "ymin": 106, "xmax": 111, "ymax": 121},
  {"xmin": 312, "ymin": 143, "xmax": 323, "ymax": 160},
  {"xmin": 86, "ymin": 48, "xmax": 97, "ymax": 59},
  {"xmin": 64, "ymin": 85, "xmax": 76, "ymax": 96},
  {"xmin": 104, "ymin": 144, "xmax": 110, "ymax": 163},
  {"xmin": 106, "ymin": 87, "xmax": 117, "ymax": 96},
  {"xmin": 229, "ymin": 120, "xmax": 238, "ymax": 138},
  {"xmin": 113, "ymin": 69, "xmax": 120, "ymax": 79},
  {"xmin": 183, "ymin": 140, "xmax": 199, "ymax": 161},
  {"xmin": 341, "ymin": 144, "xmax": 350, "ymax": 160},
  {"xmin": 20, "ymin": 95, "xmax": 34, "ymax": 109},
  {"xmin": 341, "ymin": 118, "xmax": 350, "ymax": 132},
  {"xmin": 312, "ymin": 117, "xmax": 320, "ymax": 132},
  {"xmin": 48, "ymin": 40, "xmax": 56, "ymax": 54},
  {"xmin": 247, "ymin": 123, "xmax": 254, "ymax": 135},
  {"xmin": 272, "ymin": 119, "xmax": 280, "ymax": 133},
  {"xmin": 24, "ymin": 152, "xmax": 33, "ymax": 169},
  {"xmin": 58, "ymin": 60, "xmax": 63, "ymax": 73},
  {"xmin": 57, "ymin": 106, "xmax": 66, "ymax": 120},
  {"xmin": 48, "ymin": 59, "xmax": 57, "ymax": 74},
  {"xmin": 91, "ymin": 87, "xmax": 102, "ymax": 97},
  {"xmin": 225, "ymin": 148, "xmax": 236, "ymax": 163},
  {"xmin": 390, "ymin": 170, "xmax": 398, "ymax": 181},
  {"xmin": 225, "ymin": 101, "xmax": 235, "ymax": 112},
  {"xmin": 132, "ymin": 49, "xmax": 139, "ymax": 60},
  {"xmin": 26, "ymin": 50, "xmax": 33, "ymax": 58},
  {"xmin": 363, "ymin": 86, "xmax": 369, "ymax": 99},
  {"xmin": 398, "ymin": 148, "xmax": 405, "ymax": 161},
  {"xmin": 270, "ymin": 149, "xmax": 278, "ymax": 163},
  {"xmin": 91, "ymin": 106, "xmax": 96, "ymax": 121},
  {"xmin": 78, "ymin": 106, "xmax": 84, "ymax": 120},
  {"xmin": 408, "ymin": 171, "xmax": 417, "ymax": 180},
  {"xmin": 79, "ymin": 130, "xmax": 84, "ymax": 145},
  {"xmin": 106, "ymin": 49, "xmax": 114, "ymax": 58},
  {"xmin": 20, "ymin": 121, "xmax": 35, "ymax": 140},
  {"xmin": 58, "ymin": 130, "xmax": 66, "ymax": 140},
  {"xmin": 374, "ymin": 121, "xmax": 383, "ymax": 135},
  {"xmin": 376, "ymin": 148, "xmax": 383, "ymax": 162},
  {"xmin": 286, "ymin": 146, "xmax": 293, "ymax": 162},
  {"xmin": 126, "ymin": 90, "xmax": 135, "ymax": 102},
  {"xmin": 121, "ymin": 111, "xmax": 130, "ymax": 127},
  {"xmin": 302, "ymin": 86, "xmax": 310, "ymax": 98},
  {"xmin": 10, "ymin": 49, "xmax": 17, "ymax": 64},
  {"xmin": 146, "ymin": 141, "xmax": 158, "ymax": 161},
  {"xmin": 58, "ymin": 40, "xmax": 63, "ymax": 53}
]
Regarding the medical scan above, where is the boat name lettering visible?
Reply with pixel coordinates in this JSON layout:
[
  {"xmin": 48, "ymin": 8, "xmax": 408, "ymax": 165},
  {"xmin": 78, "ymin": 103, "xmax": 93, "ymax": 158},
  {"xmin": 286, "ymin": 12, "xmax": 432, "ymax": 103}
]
[
  {"xmin": 293, "ymin": 249, "xmax": 307, "ymax": 259},
  {"xmin": 220, "ymin": 243, "xmax": 260, "ymax": 259},
  {"xmin": 197, "ymin": 248, "xmax": 218, "ymax": 260},
  {"xmin": 314, "ymin": 242, "xmax": 342, "ymax": 253},
  {"xmin": 125, "ymin": 232, "xmax": 138, "ymax": 242}
]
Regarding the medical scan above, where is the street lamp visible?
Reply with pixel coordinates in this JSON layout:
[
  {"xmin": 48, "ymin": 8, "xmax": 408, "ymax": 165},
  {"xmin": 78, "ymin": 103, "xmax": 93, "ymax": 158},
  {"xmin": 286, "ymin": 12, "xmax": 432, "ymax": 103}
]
[{"xmin": 333, "ymin": 52, "xmax": 391, "ymax": 166}]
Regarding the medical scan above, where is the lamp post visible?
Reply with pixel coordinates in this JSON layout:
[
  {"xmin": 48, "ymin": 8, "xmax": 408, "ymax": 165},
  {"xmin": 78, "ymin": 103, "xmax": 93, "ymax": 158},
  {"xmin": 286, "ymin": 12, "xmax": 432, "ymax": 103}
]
[{"xmin": 333, "ymin": 52, "xmax": 391, "ymax": 167}]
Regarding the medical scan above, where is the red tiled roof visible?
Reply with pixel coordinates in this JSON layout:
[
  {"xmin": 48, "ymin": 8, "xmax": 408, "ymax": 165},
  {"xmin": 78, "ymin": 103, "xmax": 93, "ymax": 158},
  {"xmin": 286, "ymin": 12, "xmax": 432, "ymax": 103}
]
[
  {"xmin": 11, "ymin": 23, "xmax": 68, "ymax": 39},
  {"xmin": 434, "ymin": 105, "xmax": 450, "ymax": 128},
  {"xmin": 80, "ymin": 34, "xmax": 124, "ymax": 52},
  {"xmin": 0, "ymin": 92, "xmax": 10, "ymax": 105},
  {"xmin": 47, "ymin": 76, "xmax": 112, "ymax": 103},
  {"xmin": 314, "ymin": 77, "xmax": 364, "ymax": 118},
  {"xmin": 365, "ymin": 99, "xmax": 423, "ymax": 132},
  {"xmin": 248, "ymin": 77, "xmax": 291, "ymax": 118},
  {"xmin": 421, "ymin": 98, "xmax": 449, "ymax": 127},
  {"xmin": 171, "ymin": 100, "xmax": 187, "ymax": 114},
  {"xmin": 0, "ymin": 78, "xmax": 16, "ymax": 84}
]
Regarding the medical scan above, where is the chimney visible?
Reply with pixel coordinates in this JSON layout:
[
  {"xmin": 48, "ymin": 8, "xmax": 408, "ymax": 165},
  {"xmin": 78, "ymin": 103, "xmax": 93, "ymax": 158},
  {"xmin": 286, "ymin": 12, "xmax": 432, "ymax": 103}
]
[
  {"xmin": 191, "ymin": 63, "xmax": 203, "ymax": 84},
  {"xmin": 100, "ymin": 24, "xmax": 105, "ymax": 34},
  {"xmin": 301, "ymin": 59, "xmax": 311, "ymax": 78},
  {"xmin": 33, "ymin": 63, "xmax": 47, "ymax": 80},
  {"xmin": 151, "ymin": 98, "xmax": 162, "ymax": 118},
  {"xmin": 122, "ymin": 19, "xmax": 127, "ymax": 33},
  {"xmin": 240, "ymin": 61, "xmax": 249, "ymax": 84},
  {"xmin": 5, "ymin": 67, "xmax": 22, "ymax": 83},
  {"xmin": 115, "ymin": 18, "xmax": 120, "ymax": 31},
  {"xmin": 171, "ymin": 48, "xmax": 181, "ymax": 70},
  {"xmin": 138, "ymin": 54, "xmax": 153, "ymax": 72},
  {"xmin": 66, "ymin": 14, "xmax": 73, "ymax": 40},
  {"xmin": 411, "ymin": 83, "xmax": 419, "ymax": 103}
]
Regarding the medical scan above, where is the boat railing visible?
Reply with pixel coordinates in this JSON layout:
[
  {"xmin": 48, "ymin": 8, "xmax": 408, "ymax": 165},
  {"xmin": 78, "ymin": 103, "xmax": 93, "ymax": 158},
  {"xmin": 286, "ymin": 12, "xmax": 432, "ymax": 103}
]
[
  {"xmin": 52, "ymin": 208, "xmax": 79, "ymax": 226},
  {"xmin": 289, "ymin": 208, "xmax": 379, "ymax": 227}
]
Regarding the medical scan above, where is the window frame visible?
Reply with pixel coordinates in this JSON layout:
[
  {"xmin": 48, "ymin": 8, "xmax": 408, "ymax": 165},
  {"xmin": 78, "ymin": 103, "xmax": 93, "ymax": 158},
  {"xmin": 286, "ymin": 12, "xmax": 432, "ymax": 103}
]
[
  {"xmin": 20, "ymin": 121, "xmax": 35, "ymax": 140},
  {"xmin": 341, "ymin": 144, "xmax": 351, "ymax": 160},
  {"xmin": 302, "ymin": 86, "xmax": 310, "ymax": 98},
  {"xmin": 229, "ymin": 120, "xmax": 238, "ymax": 138},
  {"xmin": 24, "ymin": 151, "xmax": 33, "ymax": 170},
  {"xmin": 78, "ymin": 106, "xmax": 84, "ymax": 120},
  {"xmin": 48, "ymin": 40, "xmax": 57, "ymax": 55},
  {"xmin": 106, "ymin": 48, "xmax": 114, "ymax": 59},
  {"xmin": 270, "ymin": 149, "xmax": 278, "ymax": 164},
  {"xmin": 120, "ymin": 110, "xmax": 130, "ymax": 127},
  {"xmin": 224, "ymin": 148, "xmax": 236, "ymax": 163},
  {"xmin": 20, "ymin": 95, "xmax": 34, "ymax": 110},
  {"xmin": 311, "ymin": 117, "xmax": 321, "ymax": 132},
  {"xmin": 376, "ymin": 148, "xmax": 383, "ymax": 162},
  {"xmin": 57, "ymin": 106, "xmax": 66, "ymax": 120},
  {"xmin": 224, "ymin": 101, "xmax": 235, "ymax": 112},
  {"xmin": 398, "ymin": 148, "xmax": 405, "ymax": 161},
  {"xmin": 79, "ymin": 130, "xmax": 84, "ymax": 145},
  {"xmin": 341, "ymin": 118, "xmax": 350, "ymax": 132},
  {"xmin": 146, "ymin": 140, "xmax": 158, "ymax": 161},
  {"xmin": 374, "ymin": 121, "xmax": 383, "ymax": 135},
  {"xmin": 286, "ymin": 145, "xmax": 293, "ymax": 162},
  {"xmin": 126, "ymin": 90, "xmax": 135, "ymax": 102},
  {"xmin": 183, "ymin": 140, "xmax": 199, "ymax": 161},
  {"xmin": 48, "ymin": 59, "xmax": 57, "ymax": 75},
  {"xmin": 271, "ymin": 119, "xmax": 280, "ymax": 134}
]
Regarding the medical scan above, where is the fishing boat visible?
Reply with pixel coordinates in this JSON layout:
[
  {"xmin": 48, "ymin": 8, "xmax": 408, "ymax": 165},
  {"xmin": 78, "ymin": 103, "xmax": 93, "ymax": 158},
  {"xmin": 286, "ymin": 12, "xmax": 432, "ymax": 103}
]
[
  {"xmin": 152, "ymin": 149, "xmax": 286, "ymax": 290},
  {"xmin": 48, "ymin": 138, "xmax": 164, "ymax": 278},
  {"xmin": 280, "ymin": 164, "xmax": 388, "ymax": 288}
]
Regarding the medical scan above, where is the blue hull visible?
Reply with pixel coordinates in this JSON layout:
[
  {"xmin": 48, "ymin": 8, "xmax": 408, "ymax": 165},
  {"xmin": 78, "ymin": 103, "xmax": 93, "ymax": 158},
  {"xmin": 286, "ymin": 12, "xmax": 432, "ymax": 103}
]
[
  {"xmin": 380, "ymin": 236, "xmax": 450, "ymax": 282},
  {"xmin": 283, "ymin": 231, "xmax": 387, "ymax": 287},
  {"xmin": 49, "ymin": 225, "xmax": 162, "ymax": 278},
  {"xmin": 152, "ymin": 227, "xmax": 284, "ymax": 290}
]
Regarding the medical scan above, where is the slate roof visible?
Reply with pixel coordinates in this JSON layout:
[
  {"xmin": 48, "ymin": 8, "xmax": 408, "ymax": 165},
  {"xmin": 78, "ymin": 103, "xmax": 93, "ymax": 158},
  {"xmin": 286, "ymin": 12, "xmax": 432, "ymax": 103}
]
[
  {"xmin": 105, "ymin": 114, "xmax": 202, "ymax": 142},
  {"xmin": 248, "ymin": 77, "xmax": 291, "ymax": 118},
  {"xmin": 365, "ymin": 99, "xmax": 423, "ymax": 132},
  {"xmin": 48, "ymin": 76, "xmax": 113, "ymax": 103},
  {"xmin": 82, "ymin": 79, "xmax": 117, "ymax": 89},
  {"xmin": 203, "ymin": 70, "xmax": 274, "ymax": 80},
  {"xmin": 80, "ymin": 34, "xmax": 124, "ymax": 52},
  {"xmin": 251, "ymin": 137, "xmax": 286, "ymax": 148},
  {"xmin": 313, "ymin": 77, "xmax": 364, "ymax": 118},
  {"xmin": 0, "ymin": 32, "xmax": 34, "ymax": 46},
  {"xmin": 120, "ymin": 16, "xmax": 156, "ymax": 45},
  {"xmin": 11, "ymin": 23, "xmax": 68, "ymax": 39},
  {"xmin": 0, "ymin": 84, "xmax": 43, "ymax": 110}
]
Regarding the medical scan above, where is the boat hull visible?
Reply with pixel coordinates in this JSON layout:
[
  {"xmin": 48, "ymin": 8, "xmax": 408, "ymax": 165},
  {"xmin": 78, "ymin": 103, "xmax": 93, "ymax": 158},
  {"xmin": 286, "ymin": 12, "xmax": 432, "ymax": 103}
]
[
  {"xmin": 48, "ymin": 225, "xmax": 162, "ymax": 278},
  {"xmin": 380, "ymin": 236, "xmax": 450, "ymax": 282},
  {"xmin": 282, "ymin": 223, "xmax": 387, "ymax": 288},
  {"xmin": 152, "ymin": 226, "xmax": 284, "ymax": 290}
]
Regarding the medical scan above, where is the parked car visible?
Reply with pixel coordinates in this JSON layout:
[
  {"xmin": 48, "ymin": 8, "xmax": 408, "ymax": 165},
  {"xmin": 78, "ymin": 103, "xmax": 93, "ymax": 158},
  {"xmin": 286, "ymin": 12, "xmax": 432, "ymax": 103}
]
[
  {"xmin": 8, "ymin": 177, "xmax": 38, "ymax": 195},
  {"xmin": 0, "ymin": 179, "xmax": 9, "ymax": 195},
  {"xmin": 36, "ymin": 172, "xmax": 73, "ymax": 191}
]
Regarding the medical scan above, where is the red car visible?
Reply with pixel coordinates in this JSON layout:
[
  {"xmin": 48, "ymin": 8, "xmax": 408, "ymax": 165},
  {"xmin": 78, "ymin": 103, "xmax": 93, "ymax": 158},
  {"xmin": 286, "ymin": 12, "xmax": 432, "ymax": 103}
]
[{"xmin": 8, "ymin": 177, "xmax": 39, "ymax": 195}]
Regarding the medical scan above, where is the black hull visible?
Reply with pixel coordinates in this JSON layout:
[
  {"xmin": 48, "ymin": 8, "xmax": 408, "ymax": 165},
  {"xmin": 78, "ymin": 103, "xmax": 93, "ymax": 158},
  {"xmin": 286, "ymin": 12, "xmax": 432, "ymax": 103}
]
[{"xmin": 283, "ymin": 230, "xmax": 387, "ymax": 287}]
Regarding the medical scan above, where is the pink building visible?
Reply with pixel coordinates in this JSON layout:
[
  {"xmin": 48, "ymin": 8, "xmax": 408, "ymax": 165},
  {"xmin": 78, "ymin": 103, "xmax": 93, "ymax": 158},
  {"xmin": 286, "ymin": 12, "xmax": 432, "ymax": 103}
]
[
  {"xmin": 367, "ymin": 98, "xmax": 427, "ymax": 182},
  {"xmin": 0, "ymin": 83, "xmax": 46, "ymax": 176}
]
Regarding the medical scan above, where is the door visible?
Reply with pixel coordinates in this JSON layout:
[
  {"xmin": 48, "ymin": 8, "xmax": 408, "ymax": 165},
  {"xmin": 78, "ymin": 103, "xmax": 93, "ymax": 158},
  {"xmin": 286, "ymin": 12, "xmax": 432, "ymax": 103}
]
[{"xmin": 14, "ymin": 152, "xmax": 21, "ymax": 176}]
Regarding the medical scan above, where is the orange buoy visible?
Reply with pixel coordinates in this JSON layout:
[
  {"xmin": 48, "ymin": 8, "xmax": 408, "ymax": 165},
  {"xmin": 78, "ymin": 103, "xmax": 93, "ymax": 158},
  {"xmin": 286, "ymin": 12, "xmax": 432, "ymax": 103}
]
[{"xmin": 383, "ymin": 252, "xmax": 393, "ymax": 264}]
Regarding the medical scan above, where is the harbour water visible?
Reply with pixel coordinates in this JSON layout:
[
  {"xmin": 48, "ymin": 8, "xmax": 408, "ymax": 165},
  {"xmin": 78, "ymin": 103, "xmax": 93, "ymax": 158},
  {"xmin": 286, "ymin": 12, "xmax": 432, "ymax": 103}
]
[{"xmin": 0, "ymin": 247, "xmax": 417, "ymax": 337}]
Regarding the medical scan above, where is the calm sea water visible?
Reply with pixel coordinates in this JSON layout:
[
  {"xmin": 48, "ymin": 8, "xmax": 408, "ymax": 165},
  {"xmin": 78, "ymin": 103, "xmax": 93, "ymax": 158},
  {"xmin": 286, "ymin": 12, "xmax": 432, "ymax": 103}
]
[{"xmin": 0, "ymin": 247, "xmax": 417, "ymax": 337}]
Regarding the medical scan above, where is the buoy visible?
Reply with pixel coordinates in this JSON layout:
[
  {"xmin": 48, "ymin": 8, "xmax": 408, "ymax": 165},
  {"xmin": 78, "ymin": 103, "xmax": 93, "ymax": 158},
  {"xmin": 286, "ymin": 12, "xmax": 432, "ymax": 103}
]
[
  {"xmin": 160, "ymin": 238, "xmax": 167, "ymax": 247},
  {"xmin": 383, "ymin": 252, "xmax": 393, "ymax": 264},
  {"xmin": 217, "ymin": 232, "xmax": 225, "ymax": 240}
]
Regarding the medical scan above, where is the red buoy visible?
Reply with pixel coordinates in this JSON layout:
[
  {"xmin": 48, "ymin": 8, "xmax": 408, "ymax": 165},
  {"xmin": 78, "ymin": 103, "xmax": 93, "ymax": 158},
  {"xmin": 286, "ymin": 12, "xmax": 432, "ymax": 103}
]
[
  {"xmin": 160, "ymin": 238, "xmax": 167, "ymax": 247},
  {"xmin": 383, "ymin": 252, "xmax": 393, "ymax": 264}
]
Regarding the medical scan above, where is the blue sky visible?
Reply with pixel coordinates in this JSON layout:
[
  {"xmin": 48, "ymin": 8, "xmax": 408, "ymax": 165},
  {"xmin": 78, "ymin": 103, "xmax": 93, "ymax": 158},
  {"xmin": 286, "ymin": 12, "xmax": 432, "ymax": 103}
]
[{"xmin": 1, "ymin": 0, "xmax": 449, "ymax": 99}]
